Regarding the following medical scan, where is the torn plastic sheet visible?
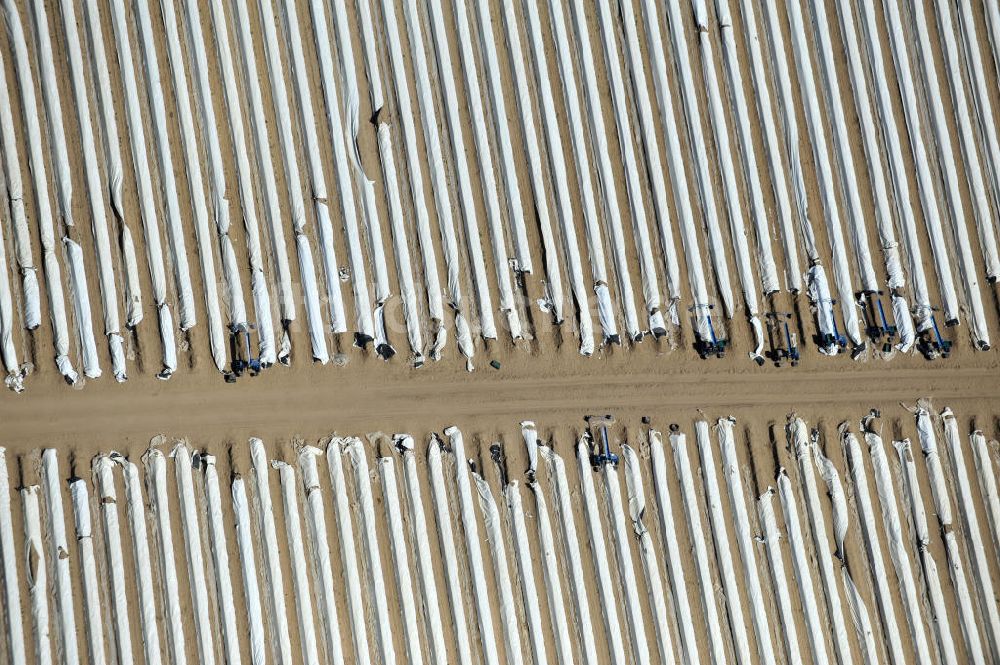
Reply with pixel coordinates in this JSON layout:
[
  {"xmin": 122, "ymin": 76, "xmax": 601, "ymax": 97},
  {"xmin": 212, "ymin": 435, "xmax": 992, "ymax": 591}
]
[
  {"xmin": 776, "ymin": 470, "xmax": 830, "ymax": 665},
  {"xmin": 526, "ymin": 479, "xmax": 574, "ymax": 665},
  {"xmin": 117, "ymin": 455, "xmax": 163, "ymax": 665},
  {"xmin": 716, "ymin": 419, "xmax": 776, "ymax": 664},
  {"xmin": 445, "ymin": 427, "xmax": 501, "ymax": 665},
  {"xmin": 69, "ymin": 479, "xmax": 107, "ymax": 665},
  {"xmin": 379, "ymin": 457, "xmax": 422, "ymax": 665},
  {"xmin": 345, "ymin": 439, "xmax": 396, "ymax": 664},
  {"xmin": 232, "ymin": 476, "xmax": 267, "ymax": 665},
  {"xmin": 171, "ymin": 444, "xmax": 216, "ymax": 665},
  {"xmin": 500, "ymin": 0, "xmax": 565, "ymax": 317},
  {"xmin": 871, "ymin": 0, "xmax": 959, "ymax": 324},
  {"xmin": 0, "ymin": 44, "xmax": 41, "ymax": 335},
  {"xmin": 842, "ymin": 428, "xmax": 908, "ymax": 665},
  {"xmin": 274, "ymin": 462, "xmax": 321, "ymax": 665},
  {"xmin": 144, "ymin": 448, "xmax": 187, "ymax": 665},
  {"xmin": 785, "ymin": 1, "xmax": 863, "ymax": 347},
  {"xmin": 593, "ymin": 0, "xmax": 666, "ymax": 337},
  {"xmin": 427, "ymin": 437, "xmax": 474, "ymax": 663},
  {"xmin": 426, "ymin": 2, "xmax": 500, "ymax": 340},
  {"xmin": 297, "ymin": 448, "xmax": 346, "ymax": 665},
  {"xmin": 202, "ymin": 456, "xmax": 243, "ymax": 665},
  {"xmin": 400, "ymin": 0, "xmax": 473, "ymax": 360},
  {"xmin": 735, "ymin": 0, "xmax": 801, "ymax": 290},
  {"xmin": 622, "ymin": 445, "xmax": 675, "ymax": 664},
  {"xmin": 295, "ymin": 235, "xmax": 328, "ymax": 363},
  {"xmin": 865, "ymin": 431, "xmax": 934, "ymax": 662},
  {"xmin": 2, "ymin": 1, "xmax": 76, "ymax": 383},
  {"xmin": 354, "ymin": 0, "xmax": 383, "ymax": 114},
  {"xmin": 0, "ymin": 449, "xmax": 27, "ymax": 664},
  {"xmin": 39, "ymin": 450, "xmax": 80, "ymax": 664},
  {"xmin": 789, "ymin": 420, "xmax": 852, "ymax": 663},
  {"xmin": 396, "ymin": 438, "xmax": 447, "ymax": 665},
  {"xmin": 691, "ymin": 1, "xmax": 767, "ymax": 361},
  {"xmin": 892, "ymin": 295, "xmax": 916, "ymax": 352},
  {"xmin": 60, "ymin": 0, "xmax": 127, "ymax": 379},
  {"xmin": 504, "ymin": 482, "xmax": 548, "ymax": 665},
  {"xmin": 942, "ymin": 409, "xmax": 1000, "ymax": 657},
  {"xmin": 521, "ymin": 0, "xmax": 595, "ymax": 351},
  {"xmin": 758, "ymin": 488, "xmax": 801, "ymax": 665},
  {"xmin": 671, "ymin": 430, "xmax": 728, "ymax": 665},
  {"xmin": 575, "ymin": 438, "xmax": 627, "ymax": 664},
  {"xmin": 249, "ymin": 439, "xmax": 294, "ymax": 665},
  {"xmin": 22, "ymin": 486, "xmax": 52, "ymax": 665},
  {"xmin": 93, "ymin": 456, "xmax": 133, "ymax": 665},
  {"xmin": 545, "ymin": 0, "xmax": 618, "ymax": 343},
  {"xmin": 474, "ymin": 473, "xmax": 524, "ymax": 665},
  {"xmin": 106, "ymin": 0, "xmax": 176, "ymax": 377},
  {"xmin": 570, "ymin": 0, "xmax": 644, "ymax": 340},
  {"xmin": 446, "ymin": 1, "xmax": 521, "ymax": 340},
  {"xmin": 693, "ymin": 421, "xmax": 750, "ymax": 664},
  {"xmin": 648, "ymin": 431, "xmax": 700, "ymax": 664},
  {"xmin": 894, "ymin": 439, "xmax": 962, "ymax": 665},
  {"xmin": 353, "ymin": 119, "xmax": 392, "ymax": 344},
  {"xmin": 665, "ymin": 1, "xmax": 735, "ymax": 319},
  {"xmin": 326, "ymin": 438, "xmax": 372, "ymax": 664},
  {"xmin": 159, "ymin": 0, "xmax": 227, "ymax": 371}
]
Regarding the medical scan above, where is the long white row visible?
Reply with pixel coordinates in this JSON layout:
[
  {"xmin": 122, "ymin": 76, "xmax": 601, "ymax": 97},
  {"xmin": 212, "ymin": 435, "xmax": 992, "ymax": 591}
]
[{"xmin": 1, "ymin": 0, "xmax": 999, "ymax": 389}]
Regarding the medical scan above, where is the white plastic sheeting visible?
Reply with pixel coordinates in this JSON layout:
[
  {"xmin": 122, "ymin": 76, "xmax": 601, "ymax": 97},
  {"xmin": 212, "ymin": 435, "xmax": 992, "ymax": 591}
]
[
  {"xmin": 784, "ymin": 1, "xmax": 863, "ymax": 347},
  {"xmin": 326, "ymin": 438, "xmax": 372, "ymax": 665},
  {"xmin": 0, "ymin": 448, "xmax": 27, "ymax": 664},
  {"xmin": 396, "ymin": 436, "xmax": 448, "ymax": 665},
  {"xmin": 894, "ymin": 439, "xmax": 962, "ymax": 665},
  {"xmin": 93, "ymin": 456, "xmax": 133, "ymax": 665},
  {"xmin": 693, "ymin": 421, "xmax": 750, "ymax": 664},
  {"xmin": 665, "ymin": 1, "xmax": 735, "ymax": 319},
  {"xmin": 345, "ymin": 439, "xmax": 396, "ymax": 664},
  {"xmin": 107, "ymin": 0, "xmax": 176, "ymax": 378},
  {"xmin": 59, "ymin": 0, "xmax": 126, "ymax": 380},
  {"xmin": 202, "ymin": 456, "xmax": 242, "ymax": 665},
  {"xmin": 473, "ymin": 473, "xmax": 524, "ymax": 665},
  {"xmin": 171, "ymin": 444, "xmax": 215, "ymax": 665},
  {"xmin": 231, "ymin": 477, "xmax": 267, "ymax": 665},
  {"xmin": 543, "ymin": 0, "xmax": 619, "ymax": 343},
  {"xmin": 789, "ymin": 420, "xmax": 853, "ymax": 663},
  {"xmin": 842, "ymin": 429, "xmax": 908, "ymax": 665},
  {"xmin": 757, "ymin": 488, "xmax": 801, "ymax": 665},
  {"xmin": 118, "ymin": 455, "xmax": 163, "ymax": 665},
  {"xmin": 273, "ymin": 462, "xmax": 320, "ymax": 665},
  {"xmin": 424, "ymin": 2, "xmax": 499, "ymax": 341},
  {"xmin": 690, "ymin": 1, "xmax": 766, "ymax": 360},
  {"xmin": 22, "ymin": 485, "xmax": 52, "ymax": 665},
  {"xmin": 442, "ymin": 1, "xmax": 521, "ymax": 340},
  {"xmin": 716, "ymin": 419, "xmax": 775, "ymax": 663},
  {"xmin": 539, "ymin": 443, "xmax": 600, "ymax": 663},
  {"xmin": 249, "ymin": 439, "xmax": 294, "ymax": 665},
  {"xmin": 144, "ymin": 449, "xmax": 186, "ymax": 665},
  {"xmin": 913, "ymin": 411, "xmax": 986, "ymax": 663},
  {"xmin": 2, "ymin": 0, "xmax": 77, "ymax": 383},
  {"xmin": 648, "ymin": 431, "xmax": 700, "ymax": 664},
  {"xmin": 65, "ymin": 240, "xmax": 101, "ymax": 378},
  {"xmin": 39, "ymin": 450, "xmax": 79, "ymax": 665},
  {"xmin": 298, "ymin": 448, "xmax": 346, "ymax": 665},
  {"xmin": 575, "ymin": 439, "xmax": 627, "ymax": 664},
  {"xmin": 69, "ymin": 479, "xmax": 106, "ymax": 665},
  {"xmin": 865, "ymin": 429, "xmax": 934, "ymax": 662},
  {"xmin": 776, "ymin": 470, "xmax": 830, "ymax": 665},
  {"xmin": 592, "ymin": 0, "xmax": 666, "ymax": 337},
  {"xmin": 427, "ymin": 436, "xmax": 474, "ymax": 663},
  {"xmin": 400, "ymin": 0, "xmax": 475, "ymax": 361},
  {"xmin": 504, "ymin": 481, "xmax": 549, "ymax": 665},
  {"xmin": 671, "ymin": 430, "xmax": 728, "ymax": 665},
  {"xmin": 621, "ymin": 445, "xmax": 675, "ymax": 664},
  {"xmin": 971, "ymin": 432, "xmax": 1000, "ymax": 564},
  {"xmin": 807, "ymin": 265, "xmax": 840, "ymax": 355},
  {"xmin": 378, "ymin": 457, "xmax": 422, "ymax": 665},
  {"xmin": 445, "ymin": 427, "xmax": 501, "ymax": 665},
  {"xmin": 942, "ymin": 409, "xmax": 1000, "ymax": 657}
]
